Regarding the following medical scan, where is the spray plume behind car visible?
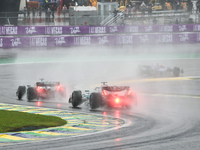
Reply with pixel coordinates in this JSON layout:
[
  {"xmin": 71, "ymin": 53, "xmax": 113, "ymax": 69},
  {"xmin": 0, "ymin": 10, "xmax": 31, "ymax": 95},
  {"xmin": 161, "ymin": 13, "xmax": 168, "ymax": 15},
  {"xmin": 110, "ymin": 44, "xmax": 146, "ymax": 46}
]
[{"xmin": 16, "ymin": 79, "xmax": 66, "ymax": 101}]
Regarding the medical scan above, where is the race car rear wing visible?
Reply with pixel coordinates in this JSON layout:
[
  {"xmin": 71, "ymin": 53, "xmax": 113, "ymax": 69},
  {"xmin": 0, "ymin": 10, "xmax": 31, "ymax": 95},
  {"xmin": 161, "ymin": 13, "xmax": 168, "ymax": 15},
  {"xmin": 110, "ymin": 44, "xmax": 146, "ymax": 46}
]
[
  {"xmin": 102, "ymin": 86, "xmax": 130, "ymax": 92},
  {"xmin": 36, "ymin": 82, "xmax": 60, "ymax": 87}
]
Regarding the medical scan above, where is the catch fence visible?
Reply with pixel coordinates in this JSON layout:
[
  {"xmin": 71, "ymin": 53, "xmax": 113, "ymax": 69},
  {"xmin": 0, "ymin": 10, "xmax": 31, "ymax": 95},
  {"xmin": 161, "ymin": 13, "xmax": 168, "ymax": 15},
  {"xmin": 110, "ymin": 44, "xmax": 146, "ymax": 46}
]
[{"xmin": 0, "ymin": 10, "xmax": 200, "ymax": 26}]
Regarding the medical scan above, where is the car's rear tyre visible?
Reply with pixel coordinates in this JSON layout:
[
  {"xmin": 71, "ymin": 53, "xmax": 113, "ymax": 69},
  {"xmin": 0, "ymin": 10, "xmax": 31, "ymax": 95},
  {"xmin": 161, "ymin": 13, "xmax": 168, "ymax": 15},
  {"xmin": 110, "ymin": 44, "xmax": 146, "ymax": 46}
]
[
  {"xmin": 16, "ymin": 86, "xmax": 26, "ymax": 100},
  {"xmin": 72, "ymin": 91, "xmax": 82, "ymax": 108},
  {"xmin": 90, "ymin": 93, "xmax": 102, "ymax": 109},
  {"xmin": 69, "ymin": 97, "xmax": 72, "ymax": 103},
  {"xmin": 27, "ymin": 87, "xmax": 37, "ymax": 102},
  {"xmin": 59, "ymin": 91, "xmax": 66, "ymax": 98},
  {"xmin": 57, "ymin": 86, "xmax": 66, "ymax": 98},
  {"xmin": 173, "ymin": 67, "xmax": 180, "ymax": 77},
  {"xmin": 181, "ymin": 69, "xmax": 184, "ymax": 74},
  {"xmin": 126, "ymin": 93, "xmax": 137, "ymax": 109}
]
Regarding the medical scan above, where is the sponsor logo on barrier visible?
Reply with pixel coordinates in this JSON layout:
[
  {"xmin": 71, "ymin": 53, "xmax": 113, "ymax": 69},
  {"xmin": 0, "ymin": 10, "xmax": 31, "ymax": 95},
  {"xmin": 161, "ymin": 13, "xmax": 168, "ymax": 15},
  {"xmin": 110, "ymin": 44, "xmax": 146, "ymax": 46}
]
[
  {"xmin": 69, "ymin": 27, "xmax": 80, "ymax": 34},
  {"xmin": 157, "ymin": 34, "xmax": 173, "ymax": 43},
  {"xmin": 55, "ymin": 37, "xmax": 66, "ymax": 45},
  {"xmin": 197, "ymin": 34, "xmax": 200, "ymax": 42},
  {"xmin": 0, "ymin": 38, "xmax": 3, "ymax": 47},
  {"xmin": 118, "ymin": 36, "xmax": 132, "ymax": 44},
  {"xmin": 74, "ymin": 36, "xmax": 91, "ymax": 46},
  {"xmin": 98, "ymin": 36, "xmax": 108, "ymax": 45},
  {"xmin": 144, "ymin": 26, "xmax": 153, "ymax": 32},
  {"xmin": 0, "ymin": 27, "xmax": 4, "ymax": 35},
  {"xmin": 125, "ymin": 26, "xmax": 139, "ymax": 33},
  {"xmin": 159, "ymin": 25, "xmax": 173, "ymax": 32},
  {"xmin": 30, "ymin": 37, "xmax": 47, "ymax": 46},
  {"xmin": 89, "ymin": 27, "xmax": 106, "ymax": 34},
  {"xmin": 45, "ymin": 27, "xmax": 62, "ymax": 34},
  {"xmin": 11, "ymin": 38, "xmax": 21, "ymax": 47},
  {"xmin": 109, "ymin": 26, "xmax": 118, "ymax": 33},
  {"xmin": 178, "ymin": 25, "xmax": 187, "ymax": 32},
  {"xmin": 25, "ymin": 27, "xmax": 37, "ymax": 34},
  {"xmin": 0, "ymin": 26, "xmax": 18, "ymax": 35},
  {"xmin": 139, "ymin": 35, "xmax": 149, "ymax": 43},
  {"xmin": 179, "ymin": 34, "xmax": 189, "ymax": 42},
  {"xmin": 193, "ymin": 24, "xmax": 200, "ymax": 31}
]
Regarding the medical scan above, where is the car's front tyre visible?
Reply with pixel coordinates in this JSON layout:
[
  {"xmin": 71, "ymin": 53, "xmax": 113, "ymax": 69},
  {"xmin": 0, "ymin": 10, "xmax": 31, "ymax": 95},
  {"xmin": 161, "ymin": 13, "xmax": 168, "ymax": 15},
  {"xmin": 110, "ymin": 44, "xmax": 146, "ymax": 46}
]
[{"xmin": 16, "ymin": 86, "xmax": 26, "ymax": 100}]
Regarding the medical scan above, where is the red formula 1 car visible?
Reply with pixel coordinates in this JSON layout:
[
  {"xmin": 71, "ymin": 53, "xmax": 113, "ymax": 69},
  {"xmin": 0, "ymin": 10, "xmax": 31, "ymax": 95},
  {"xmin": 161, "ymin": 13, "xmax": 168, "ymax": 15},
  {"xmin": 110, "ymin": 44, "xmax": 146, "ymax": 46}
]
[
  {"xmin": 16, "ymin": 80, "xmax": 66, "ymax": 101},
  {"xmin": 69, "ymin": 82, "xmax": 137, "ymax": 109}
]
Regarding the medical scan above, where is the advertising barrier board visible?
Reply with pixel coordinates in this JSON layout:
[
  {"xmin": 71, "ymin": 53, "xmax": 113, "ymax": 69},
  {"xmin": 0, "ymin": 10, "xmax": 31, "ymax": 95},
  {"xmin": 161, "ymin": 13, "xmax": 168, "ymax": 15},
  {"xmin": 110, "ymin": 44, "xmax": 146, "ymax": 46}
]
[
  {"xmin": 0, "ymin": 33, "xmax": 199, "ymax": 48},
  {"xmin": 0, "ymin": 24, "xmax": 200, "ymax": 36}
]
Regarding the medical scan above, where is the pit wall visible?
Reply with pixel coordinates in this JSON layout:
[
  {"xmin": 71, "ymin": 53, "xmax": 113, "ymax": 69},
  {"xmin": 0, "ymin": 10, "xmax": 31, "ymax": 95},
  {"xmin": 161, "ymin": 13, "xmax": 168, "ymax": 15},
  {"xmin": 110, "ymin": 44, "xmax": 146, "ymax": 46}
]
[{"xmin": 0, "ymin": 24, "xmax": 200, "ymax": 48}]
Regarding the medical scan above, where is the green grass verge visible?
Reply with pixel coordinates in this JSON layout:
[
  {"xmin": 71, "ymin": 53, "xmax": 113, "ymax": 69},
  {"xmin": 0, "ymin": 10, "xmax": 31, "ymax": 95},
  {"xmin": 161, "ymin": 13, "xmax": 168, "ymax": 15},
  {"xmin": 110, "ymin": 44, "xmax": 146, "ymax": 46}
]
[
  {"xmin": 190, "ymin": 78, "xmax": 200, "ymax": 80},
  {"xmin": 0, "ymin": 110, "xmax": 67, "ymax": 133},
  {"xmin": 0, "ymin": 58, "xmax": 15, "ymax": 64}
]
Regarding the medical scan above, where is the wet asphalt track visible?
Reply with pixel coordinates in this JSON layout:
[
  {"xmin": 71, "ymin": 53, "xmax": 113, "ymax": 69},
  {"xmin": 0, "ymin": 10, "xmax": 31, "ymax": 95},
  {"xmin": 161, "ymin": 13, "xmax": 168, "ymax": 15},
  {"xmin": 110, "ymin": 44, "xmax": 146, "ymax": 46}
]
[{"xmin": 0, "ymin": 45, "xmax": 200, "ymax": 150}]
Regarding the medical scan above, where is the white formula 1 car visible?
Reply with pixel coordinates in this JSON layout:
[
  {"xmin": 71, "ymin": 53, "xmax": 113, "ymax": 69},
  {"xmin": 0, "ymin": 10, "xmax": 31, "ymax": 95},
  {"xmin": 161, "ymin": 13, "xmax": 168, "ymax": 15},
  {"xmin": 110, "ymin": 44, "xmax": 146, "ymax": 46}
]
[
  {"xmin": 138, "ymin": 64, "xmax": 184, "ymax": 77},
  {"xmin": 69, "ymin": 82, "xmax": 137, "ymax": 109}
]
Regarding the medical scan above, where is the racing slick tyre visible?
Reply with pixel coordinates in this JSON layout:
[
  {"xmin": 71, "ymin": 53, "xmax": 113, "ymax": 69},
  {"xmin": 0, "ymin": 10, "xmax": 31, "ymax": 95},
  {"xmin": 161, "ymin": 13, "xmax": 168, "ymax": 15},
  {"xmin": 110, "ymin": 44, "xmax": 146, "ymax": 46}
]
[
  {"xmin": 72, "ymin": 91, "xmax": 82, "ymax": 108},
  {"xmin": 181, "ymin": 69, "xmax": 184, "ymax": 74},
  {"xmin": 173, "ymin": 67, "xmax": 181, "ymax": 77},
  {"xmin": 57, "ymin": 86, "xmax": 66, "ymax": 99},
  {"xmin": 90, "ymin": 93, "xmax": 102, "ymax": 109},
  {"xmin": 16, "ymin": 86, "xmax": 26, "ymax": 100},
  {"xmin": 126, "ymin": 94, "xmax": 137, "ymax": 109},
  {"xmin": 27, "ymin": 87, "xmax": 37, "ymax": 102},
  {"xmin": 138, "ymin": 65, "xmax": 151, "ymax": 77}
]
